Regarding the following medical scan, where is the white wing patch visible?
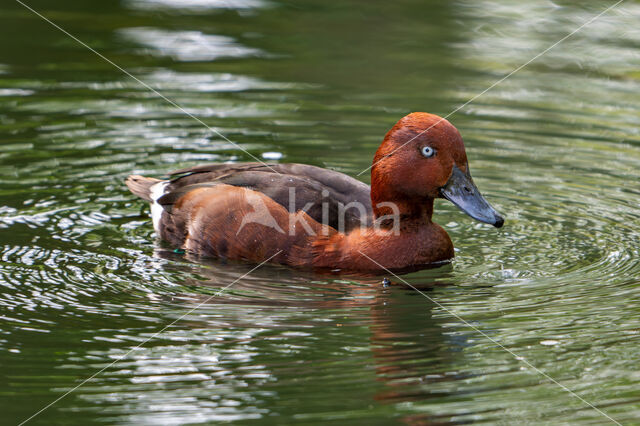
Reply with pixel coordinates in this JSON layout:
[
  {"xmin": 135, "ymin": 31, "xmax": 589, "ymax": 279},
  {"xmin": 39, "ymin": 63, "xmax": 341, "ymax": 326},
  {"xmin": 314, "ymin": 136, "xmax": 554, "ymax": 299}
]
[{"xmin": 150, "ymin": 181, "xmax": 169, "ymax": 233}]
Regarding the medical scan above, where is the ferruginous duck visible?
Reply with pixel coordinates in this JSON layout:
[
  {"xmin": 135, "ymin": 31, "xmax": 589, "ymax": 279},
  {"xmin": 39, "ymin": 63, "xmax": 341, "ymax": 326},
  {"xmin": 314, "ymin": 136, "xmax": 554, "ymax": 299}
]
[{"xmin": 126, "ymin": 112, "xmax": 503, "ymax": 273}]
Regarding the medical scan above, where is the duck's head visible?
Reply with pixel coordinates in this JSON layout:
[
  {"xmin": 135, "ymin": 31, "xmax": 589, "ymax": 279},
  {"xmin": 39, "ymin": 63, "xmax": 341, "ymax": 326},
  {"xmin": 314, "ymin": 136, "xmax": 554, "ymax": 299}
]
[{"xmin": 371, "ymin": 112, "xmax": 504, "ymax": 228}]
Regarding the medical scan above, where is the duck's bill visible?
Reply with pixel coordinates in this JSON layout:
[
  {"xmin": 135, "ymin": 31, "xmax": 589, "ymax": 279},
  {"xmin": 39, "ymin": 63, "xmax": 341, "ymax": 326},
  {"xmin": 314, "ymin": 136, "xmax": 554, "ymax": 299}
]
[{"xmin": 439, "ymin": 165, "xmax": 504, "ymax": 228}]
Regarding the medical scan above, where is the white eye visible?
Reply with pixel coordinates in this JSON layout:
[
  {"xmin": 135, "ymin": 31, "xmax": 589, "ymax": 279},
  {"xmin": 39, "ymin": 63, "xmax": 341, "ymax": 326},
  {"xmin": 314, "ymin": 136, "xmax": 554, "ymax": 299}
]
[{"xmin": 421, "ymin": 146, "xmax": 435, "ymax": 158}]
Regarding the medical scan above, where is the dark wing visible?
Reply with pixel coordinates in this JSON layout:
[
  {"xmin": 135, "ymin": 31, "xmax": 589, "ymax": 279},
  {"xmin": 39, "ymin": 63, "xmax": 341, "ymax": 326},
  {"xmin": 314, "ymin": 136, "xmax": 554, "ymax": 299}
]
[{"xmin": 165, "ymin": 162, "xmax": 372, "ymax": 232}]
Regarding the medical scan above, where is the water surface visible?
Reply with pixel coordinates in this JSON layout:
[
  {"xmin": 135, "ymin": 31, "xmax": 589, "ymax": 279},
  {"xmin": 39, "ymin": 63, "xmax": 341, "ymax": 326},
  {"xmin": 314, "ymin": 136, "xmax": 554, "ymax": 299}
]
[{"xmin": 1, "ymin": 0, "xmax": 640, "ymax": 424}]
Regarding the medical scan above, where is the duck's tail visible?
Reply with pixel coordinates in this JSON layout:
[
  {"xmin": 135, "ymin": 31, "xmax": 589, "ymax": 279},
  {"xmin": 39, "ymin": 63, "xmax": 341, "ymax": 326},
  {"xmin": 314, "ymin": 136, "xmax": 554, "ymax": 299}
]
[{"xmin": 125, "ymin": 175, "xmax": 162, "ymax": 202}]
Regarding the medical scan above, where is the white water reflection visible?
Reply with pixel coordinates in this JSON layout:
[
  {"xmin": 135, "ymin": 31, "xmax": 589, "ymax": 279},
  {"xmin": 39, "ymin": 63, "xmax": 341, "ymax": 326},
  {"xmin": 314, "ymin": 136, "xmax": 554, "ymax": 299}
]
[
  {"xmin": 126, "ymin": 0, "xmax": 268, "ymax": 12},
  {"xmin": 119, "ymin": 28, "xmax": 265, "ymax": 62},
  {"xmin": 0, "ymin": 89, "xmax": 34, "ymax": 97},
  {"xmin": 57, "ymin": 70, "xmax": 303, "ymax": 93},
  {"xmin": 454, "ymin": 1, "xmax": 640, "ymax": 74}
]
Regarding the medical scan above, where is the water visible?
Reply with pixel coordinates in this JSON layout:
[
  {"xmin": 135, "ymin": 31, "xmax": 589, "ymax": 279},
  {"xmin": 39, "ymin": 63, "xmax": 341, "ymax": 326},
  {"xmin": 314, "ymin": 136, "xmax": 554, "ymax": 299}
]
[{"xmin": 1, "ymin": 0, "xmax": 640, "ymax": 424}]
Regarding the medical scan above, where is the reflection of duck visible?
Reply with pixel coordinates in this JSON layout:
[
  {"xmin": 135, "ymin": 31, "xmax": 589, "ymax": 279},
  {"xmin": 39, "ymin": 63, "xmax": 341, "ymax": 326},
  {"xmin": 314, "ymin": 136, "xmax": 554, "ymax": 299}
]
[
  {"xmin": 126, "ymin": 113, "xmax": 503, "ymax": 272},
  {"xmin": 154, "ymin": 256, "xmax": 463, "ymax": 425}
]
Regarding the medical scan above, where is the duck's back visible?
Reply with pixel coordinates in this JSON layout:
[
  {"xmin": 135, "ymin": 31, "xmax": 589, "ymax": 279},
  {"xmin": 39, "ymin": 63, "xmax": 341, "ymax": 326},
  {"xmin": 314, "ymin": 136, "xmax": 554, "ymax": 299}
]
[
  {"xmin": 125, "ymin": 162, "xmax": 372, "ymax": 258},
  {"xmin": 164, "ymin": 163, "xmax": 372, "ymax": 230}
]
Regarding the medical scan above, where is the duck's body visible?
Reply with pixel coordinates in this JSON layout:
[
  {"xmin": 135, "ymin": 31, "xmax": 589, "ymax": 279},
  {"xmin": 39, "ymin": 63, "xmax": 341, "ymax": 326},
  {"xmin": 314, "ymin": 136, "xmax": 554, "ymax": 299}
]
[{"xmin": 126, "ymin": 113, "xmax": 503, "ymax": 273}]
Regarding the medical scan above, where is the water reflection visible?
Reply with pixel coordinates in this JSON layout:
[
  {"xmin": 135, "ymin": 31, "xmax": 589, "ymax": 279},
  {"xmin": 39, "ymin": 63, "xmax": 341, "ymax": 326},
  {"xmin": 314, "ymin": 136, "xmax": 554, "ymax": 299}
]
[
  {"xmin": 119, "ymin": 28, "xmax": 265, "ymax": 62},
  {"xmin": 2, "ymin": 0, "xmax": 640, "ymax": 423},
  {"xmin": 45, "ymin": 253, "xmax": 462, "ymax": 424},
  {"xmin": 126, "ymin": 0, "xmax": 269, "ymax": 13}
]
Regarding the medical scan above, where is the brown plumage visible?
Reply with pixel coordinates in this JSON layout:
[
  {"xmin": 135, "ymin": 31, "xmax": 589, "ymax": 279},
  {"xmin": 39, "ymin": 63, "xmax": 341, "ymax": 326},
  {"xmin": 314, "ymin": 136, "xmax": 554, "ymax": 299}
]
[{"xmin": 125, "ymin": 113, "xmax": 504, "ymax": 273}]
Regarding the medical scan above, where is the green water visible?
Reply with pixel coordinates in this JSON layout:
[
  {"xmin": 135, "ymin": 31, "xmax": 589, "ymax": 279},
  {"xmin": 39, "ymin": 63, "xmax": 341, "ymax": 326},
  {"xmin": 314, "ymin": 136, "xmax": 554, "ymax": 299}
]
[{"xmin": 2, "ymin": 0, "xmax": 640, "ymax": 424}]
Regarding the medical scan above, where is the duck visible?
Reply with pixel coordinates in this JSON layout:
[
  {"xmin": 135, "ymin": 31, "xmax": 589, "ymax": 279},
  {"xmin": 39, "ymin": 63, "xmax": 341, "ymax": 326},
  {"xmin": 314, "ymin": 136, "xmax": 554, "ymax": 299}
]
[{"xmin": 126, "ymin": 112, "xmax": 503, "ymax": 273}]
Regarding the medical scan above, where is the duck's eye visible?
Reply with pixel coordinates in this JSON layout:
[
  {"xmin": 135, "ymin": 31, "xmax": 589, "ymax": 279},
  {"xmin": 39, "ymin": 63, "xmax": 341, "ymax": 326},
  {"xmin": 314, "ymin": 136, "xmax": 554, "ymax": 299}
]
[{"xmin": 420, "ymin": 146, "xmax": 436, "ymax": 158}]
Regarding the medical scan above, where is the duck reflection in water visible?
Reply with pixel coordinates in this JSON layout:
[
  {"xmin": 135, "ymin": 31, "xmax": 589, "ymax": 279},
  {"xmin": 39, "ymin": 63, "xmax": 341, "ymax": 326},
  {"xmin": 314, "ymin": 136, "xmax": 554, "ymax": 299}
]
[{"xmin": 150, "ymin": 250, "xmax": 472, "ymax": 424}]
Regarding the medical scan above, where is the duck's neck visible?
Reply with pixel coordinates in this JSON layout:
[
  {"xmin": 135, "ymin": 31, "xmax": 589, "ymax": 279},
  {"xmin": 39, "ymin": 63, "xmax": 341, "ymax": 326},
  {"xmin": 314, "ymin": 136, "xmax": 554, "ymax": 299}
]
[
  {"xmin": 371, "ymin": 192, "xmax": 434, "ymax": 227},
  {"xmin": 302, "ymin": 193, "xmax": 452, "ymax": 271}
]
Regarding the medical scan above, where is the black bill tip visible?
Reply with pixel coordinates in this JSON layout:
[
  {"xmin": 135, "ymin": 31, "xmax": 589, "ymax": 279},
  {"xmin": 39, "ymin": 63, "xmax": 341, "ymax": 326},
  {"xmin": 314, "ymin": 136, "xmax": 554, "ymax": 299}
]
[{"xmin": 440, "ymin": 165, "xmax": 505, "ymax": 229}]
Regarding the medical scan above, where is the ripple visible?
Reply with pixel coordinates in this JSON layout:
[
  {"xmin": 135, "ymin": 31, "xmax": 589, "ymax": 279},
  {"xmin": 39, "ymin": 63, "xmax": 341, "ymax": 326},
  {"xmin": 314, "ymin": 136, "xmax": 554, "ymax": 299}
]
[
  {"xmin": 126, "ymin": 0, "xmax": 269, "ymax": 12},
  {"xmin": 454, "ymin": 1, "xmax": 640, "ymax": 75},
  {"xmin": 3, "ymin": 0, "xmax": 640, "ymax": 424},
  {"xmin": 0, "ymin": 89, "xmax": 34, "ymax": 97},
  {"xmin": 118, "ymin": 27, "xmax": 266, "ymax": 62}
]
